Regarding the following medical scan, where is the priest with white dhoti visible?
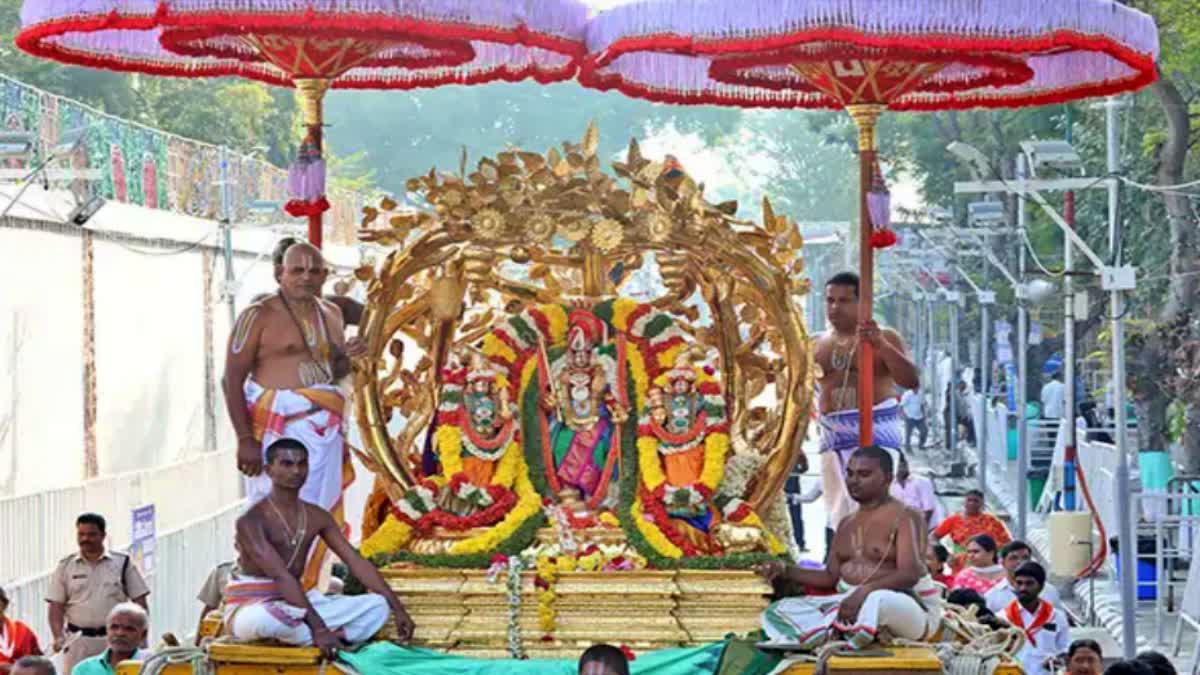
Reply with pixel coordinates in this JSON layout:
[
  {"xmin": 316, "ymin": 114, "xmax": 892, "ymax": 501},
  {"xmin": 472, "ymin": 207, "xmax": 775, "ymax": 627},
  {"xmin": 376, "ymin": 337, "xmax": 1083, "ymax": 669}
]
[
  {"xmin": 227, "ymin": 438, "xmax": 413, "ymax": 656},
  {"xmin": 757, "ymin": 446, "xmax": 942, "ymax": 652}
]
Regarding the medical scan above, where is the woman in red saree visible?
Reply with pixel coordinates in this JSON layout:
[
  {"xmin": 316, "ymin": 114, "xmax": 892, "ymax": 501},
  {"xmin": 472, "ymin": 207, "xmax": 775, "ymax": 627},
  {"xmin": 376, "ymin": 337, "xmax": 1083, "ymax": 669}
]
[
  {"xmin": 931, "ymin": 489, "xmax": 1011, "ymax": 571},
  {"xmin": 0, "ymin": 587, "xmax": 41, "ymax": 673}
]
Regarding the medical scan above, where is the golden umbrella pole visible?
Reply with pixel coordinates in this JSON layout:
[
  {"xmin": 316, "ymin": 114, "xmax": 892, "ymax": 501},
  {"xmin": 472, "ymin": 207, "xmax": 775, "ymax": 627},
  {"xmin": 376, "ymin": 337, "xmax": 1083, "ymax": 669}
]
[{"xmin": 847, "ymin": 104, "xmax": 884, "ymax": 447}]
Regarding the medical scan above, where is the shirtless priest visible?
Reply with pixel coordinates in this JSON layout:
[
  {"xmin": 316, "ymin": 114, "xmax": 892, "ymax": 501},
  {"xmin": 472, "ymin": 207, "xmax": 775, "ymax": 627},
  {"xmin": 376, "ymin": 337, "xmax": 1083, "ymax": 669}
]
[
  {"xmin": 756, "ymin": 446, "xmax": 941, "ymax": 650},
  {"xmin": 815, "ymin": 272, "xmax": 919, "ymax": 533},
  {"xmin": 223, "ymin": 241, "xmax": 365, "ymax": 586},
  {"xmin": 226, "ymin": 438, "xmax": 414, "ymax": 659}
]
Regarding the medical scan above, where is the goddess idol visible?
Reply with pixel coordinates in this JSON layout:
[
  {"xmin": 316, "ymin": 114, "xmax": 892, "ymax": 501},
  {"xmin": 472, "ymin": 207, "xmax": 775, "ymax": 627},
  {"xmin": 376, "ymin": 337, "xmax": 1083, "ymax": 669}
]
[{"xmin": 539, "ymin": 309, "xmax": 629, "ymax": 511}]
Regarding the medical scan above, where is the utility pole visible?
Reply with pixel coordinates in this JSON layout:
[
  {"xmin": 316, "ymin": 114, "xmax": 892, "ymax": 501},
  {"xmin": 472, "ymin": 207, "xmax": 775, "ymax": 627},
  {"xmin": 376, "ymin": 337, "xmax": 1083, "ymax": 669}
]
[
  {"xmin": 1016, "ymin": 154, "xmax": 1031, "ymax": 540},
  {"xmin": 1106, "ymin": 96, "xmax": 1137, "ymax": 659},
  {"xmin": 1062, "ymin": 108, "xmax": 1078, "ymax": 511}
]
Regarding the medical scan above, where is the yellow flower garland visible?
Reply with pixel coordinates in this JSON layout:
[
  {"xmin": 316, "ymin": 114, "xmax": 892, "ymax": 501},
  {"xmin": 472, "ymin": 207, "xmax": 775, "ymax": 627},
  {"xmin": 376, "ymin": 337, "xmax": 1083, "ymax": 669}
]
[
  {"xmin": 656, "ymin": 343, "xmax": 686, "ymax": 371},
  {"xmin": 360, "ymin": 515, "xmax": 414, "ymax": 559},
  {"xmin": 632, "ymin": 497, "xmax": 683, "ymax": 558},
  {"xmin": 433, "ymin": 424, "xmax": 465, "ymax": 478},
  {"xmin": 448, "ymin": 459, "xmax": 541, "ymax": 555},
  {"xmin": 482, "ymin": 333, "xmax": 517, "ymax": 364},
  {"xmin": 539, "ymin": 304, "xmax": 568, "ymax": 345},
  {"xmin": 625, "ymin": 346, "xmax": 650, "ymax": 402},
  {"xmin": 490, "ymin": 440, "xmax": 522, "ymax": 489},
  {"xmin": 611, "ymin": 298, "xmax": 638, "ymax": 331},
  {"xmin": 637, "ymin": 435, "xmax": 666, "ymax": 491},
  {"xmin": 699, "ymin": 432, "xmax": 729, "ymax": 492}
]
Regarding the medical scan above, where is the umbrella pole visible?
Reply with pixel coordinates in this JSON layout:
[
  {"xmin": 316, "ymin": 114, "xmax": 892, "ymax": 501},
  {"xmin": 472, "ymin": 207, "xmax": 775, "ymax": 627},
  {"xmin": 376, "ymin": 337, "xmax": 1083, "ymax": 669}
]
[
  {"xmin": 848, "ymin": 105, "xmax": 884, "ymax": 447},
  {"xmin": 296, "ymin": 79, "xmax": 332, "ymax": 249}
]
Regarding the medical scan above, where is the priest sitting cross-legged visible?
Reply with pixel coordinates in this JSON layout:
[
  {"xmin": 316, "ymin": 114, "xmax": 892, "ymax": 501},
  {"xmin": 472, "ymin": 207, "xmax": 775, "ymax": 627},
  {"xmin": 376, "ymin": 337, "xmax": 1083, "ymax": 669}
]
[
  {"xmin": 227, "ymin": 438, "xmax": 415, "ymax": 659},
  {"xmin": 756, "ymin": 445, "xmax": 942, "ymax": 650}
]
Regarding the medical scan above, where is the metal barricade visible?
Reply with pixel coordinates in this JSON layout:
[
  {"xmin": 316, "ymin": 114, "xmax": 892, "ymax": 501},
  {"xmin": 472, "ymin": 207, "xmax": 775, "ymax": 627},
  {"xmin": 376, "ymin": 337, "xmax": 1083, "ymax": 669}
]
[
  {"xmin": 0, "ymin": 450, "xmax": 236, "ymax": 585},
  {"xmin": 3, "ymin": 500, "xmax": 243, "ymax": 648}
]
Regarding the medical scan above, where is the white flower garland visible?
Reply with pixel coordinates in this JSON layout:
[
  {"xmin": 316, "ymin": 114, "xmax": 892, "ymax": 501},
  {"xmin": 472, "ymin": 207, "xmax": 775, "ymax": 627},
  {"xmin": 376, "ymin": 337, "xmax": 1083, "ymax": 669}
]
[{"xmin": 505, "ymin": 556, "xmax": 527, "ymax": 659}]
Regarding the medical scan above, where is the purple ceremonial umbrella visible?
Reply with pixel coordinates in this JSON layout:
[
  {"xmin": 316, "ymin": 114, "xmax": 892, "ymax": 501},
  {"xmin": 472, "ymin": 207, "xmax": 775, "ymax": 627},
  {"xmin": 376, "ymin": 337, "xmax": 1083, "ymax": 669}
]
[
  {"xmin": 579, "ymin": 0, "xmax": 1159, "ymax": 504},
  {"xmin": 18, "ymin": 0, "xmax": 589, "ymax": 247}
]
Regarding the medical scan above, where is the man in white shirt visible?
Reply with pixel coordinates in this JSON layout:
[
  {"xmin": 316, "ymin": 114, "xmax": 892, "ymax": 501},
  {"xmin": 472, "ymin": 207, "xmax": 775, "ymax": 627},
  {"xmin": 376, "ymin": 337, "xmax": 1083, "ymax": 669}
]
[
  {"xmin": 890, "ymin": 451, "xmax": 938, "ymax": 527},
  {"xmin": 1006, "ymin": 562, "xmax": 1069, "ymax": 675},
  {"xmin": 900, "ymin": 388, "xmax": 927, "ymax": 453},
  {"xmin": 1040, "ymin": 373, "xmax": 1065, "ymax": 420},
  {"xmin": 985, "ymin": 541, "xmax": 1063, "ymax": 614}
]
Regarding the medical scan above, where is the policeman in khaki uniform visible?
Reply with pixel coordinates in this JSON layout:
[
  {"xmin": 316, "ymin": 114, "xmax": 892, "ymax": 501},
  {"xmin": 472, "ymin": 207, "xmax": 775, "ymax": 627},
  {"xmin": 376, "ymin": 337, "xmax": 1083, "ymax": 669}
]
[{"xmin": 46, "ymin": 513, "xmax": 149, "ymax": 674}]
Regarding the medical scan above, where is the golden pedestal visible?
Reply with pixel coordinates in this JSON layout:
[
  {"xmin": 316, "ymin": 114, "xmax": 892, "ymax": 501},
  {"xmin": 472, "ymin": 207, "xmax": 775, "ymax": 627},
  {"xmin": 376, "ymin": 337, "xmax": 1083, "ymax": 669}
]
[
  {"xmin": 381, "ymin": 564, "xmax": 769, "ymax": 658},
  {"xmin": 675, "ymin": 570, "xmax": 772, "ymax": 643},
  {"xmin": 377, "ymin": 566, "xmax": 468, "ymax": 647}
]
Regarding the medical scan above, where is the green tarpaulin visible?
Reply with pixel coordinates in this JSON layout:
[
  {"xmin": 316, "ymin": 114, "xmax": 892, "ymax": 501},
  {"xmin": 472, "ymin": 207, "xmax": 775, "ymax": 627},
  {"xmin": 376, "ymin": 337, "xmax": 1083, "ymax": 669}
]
[{"xmin": 338, "ymin": 641, "xmax": 731, "ymax": 674}]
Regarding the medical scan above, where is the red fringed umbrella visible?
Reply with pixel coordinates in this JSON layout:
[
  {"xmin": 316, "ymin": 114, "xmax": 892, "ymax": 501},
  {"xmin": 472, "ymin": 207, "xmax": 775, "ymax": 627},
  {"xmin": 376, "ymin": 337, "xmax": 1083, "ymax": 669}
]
[
  {"xmin": 18, "ymin": 0, "xmax": 588, "ymax": 247},
  {"xmin": 580, "ymin": 0, "xmax": 1158, "ymax": 458}
]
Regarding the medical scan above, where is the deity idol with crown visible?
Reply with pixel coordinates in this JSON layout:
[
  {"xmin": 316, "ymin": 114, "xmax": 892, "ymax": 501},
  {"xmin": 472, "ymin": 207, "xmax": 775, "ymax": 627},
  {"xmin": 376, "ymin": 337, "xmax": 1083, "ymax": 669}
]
[
  {"xmin": 393, "ymin": 351, "xmax": 523, "ymax": 530},
  {"xmin": 637, "ymin": 349, "xmax": 770, "ymax": 555},
  {"xmin": 539, "ymin": 310, "xmax": 630, "ymax": 511}
]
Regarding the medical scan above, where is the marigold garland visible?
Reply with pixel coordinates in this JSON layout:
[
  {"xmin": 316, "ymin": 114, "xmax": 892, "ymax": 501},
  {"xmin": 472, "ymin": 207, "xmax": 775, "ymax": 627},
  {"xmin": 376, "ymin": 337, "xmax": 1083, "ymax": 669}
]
[
  {"xmin": 448, "ymin": 461, "xmax": 542, "ymax": 555},
  {"xmin": 359, "ymin": 515, "xmax": 413, "ymax": 559},
  {"xmin": 491, "ymin": 440, "xmax": 522, "ymax": 489},
  {"xmin": 433, "ymin": 424, "xmax": 465, "ymax": 478},
  {"xmin": 482, "ymin": 333, "xmax": 518, "ymax": 364},
  {"xmin": 539, "ymin": 304, "xmax": 569, "ymax": 345},
  {"xmin": 699, "ymin": 432, "xmax": 730, "ymax": 492},
  {"xmin": 630, "ymin": 496, "xmax": 684, "ymax": 558},
  {"xmin": 610, "ymin": 297, "xmax": 639, "ymax": 331},
  {"xmin": 636, "ymin": 435, "xmax": 667, "ymax": 491}
]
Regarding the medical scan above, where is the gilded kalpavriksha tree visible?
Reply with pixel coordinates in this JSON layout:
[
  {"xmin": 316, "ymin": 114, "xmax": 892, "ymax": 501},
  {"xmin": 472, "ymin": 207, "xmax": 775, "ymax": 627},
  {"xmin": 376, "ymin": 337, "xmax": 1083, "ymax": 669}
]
[{"xmin": 352, "ymin": 126, "xmax": 814, "ymax": 570}]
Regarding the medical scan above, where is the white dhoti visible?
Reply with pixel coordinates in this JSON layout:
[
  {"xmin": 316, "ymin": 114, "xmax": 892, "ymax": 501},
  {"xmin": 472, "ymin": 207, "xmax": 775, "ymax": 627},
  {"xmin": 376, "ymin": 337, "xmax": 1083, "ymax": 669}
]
[
  {"xmin": 819, "ymin": 401, "xmax": 903, "ymax": 530},
  {"xmin": 762, "ymin": 575, "xmax": 942, "ymax": 650},
  {"xmin": 244, "ymin": 379, "xmax": 353, "ymax": 586},
  {"xmin": 224, "ymin": 576, "xmax": 389, "ymax": 646}
]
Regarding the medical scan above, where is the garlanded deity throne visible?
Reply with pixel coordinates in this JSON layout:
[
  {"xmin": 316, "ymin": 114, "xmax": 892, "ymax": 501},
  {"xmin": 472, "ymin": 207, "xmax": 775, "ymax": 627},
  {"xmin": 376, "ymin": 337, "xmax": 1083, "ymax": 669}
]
[{"xmin": 350, "ymin": 125, "xmax": 816, "ymax": 656}]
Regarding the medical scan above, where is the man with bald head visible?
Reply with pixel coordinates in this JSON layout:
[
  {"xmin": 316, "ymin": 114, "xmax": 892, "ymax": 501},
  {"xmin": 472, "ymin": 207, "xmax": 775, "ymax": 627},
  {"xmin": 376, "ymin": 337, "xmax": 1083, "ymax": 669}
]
[{"xmin": 223, "ymin": 241, "xmax": 366, "ymax": 589}]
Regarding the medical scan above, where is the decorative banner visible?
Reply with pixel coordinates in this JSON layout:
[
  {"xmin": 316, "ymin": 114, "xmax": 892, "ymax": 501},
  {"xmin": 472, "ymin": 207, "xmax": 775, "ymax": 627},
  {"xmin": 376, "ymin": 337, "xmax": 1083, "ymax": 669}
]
[
  {"xmin": 0, "ymin": 74, "xmax": 363, "ymax": 243},
  {"xmin": 129, "ymin": 504, "xmax": 156, "ymax": 577}
]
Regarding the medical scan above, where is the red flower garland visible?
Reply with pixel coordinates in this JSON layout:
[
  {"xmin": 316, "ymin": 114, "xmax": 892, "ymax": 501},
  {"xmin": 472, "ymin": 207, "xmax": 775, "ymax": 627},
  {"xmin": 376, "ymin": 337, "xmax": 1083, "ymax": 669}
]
[
  {"xmin": 391, "ymin": 484, "xmax": 516, "ymax": 534},
  {"xmin": 643, "ymin": 485, "xmax": 699, "ymax": 557}
]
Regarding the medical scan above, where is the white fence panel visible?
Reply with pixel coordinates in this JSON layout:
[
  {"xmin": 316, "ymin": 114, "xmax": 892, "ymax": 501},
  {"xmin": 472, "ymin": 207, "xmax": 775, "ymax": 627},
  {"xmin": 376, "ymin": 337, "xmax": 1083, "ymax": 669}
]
[
  {"xmin": 4, "ymin": 501, "xmax": 243, "ymax": 648},
  {"xmin": 0, "ymin": 450, "xmax": 237, "ymax": 584}
]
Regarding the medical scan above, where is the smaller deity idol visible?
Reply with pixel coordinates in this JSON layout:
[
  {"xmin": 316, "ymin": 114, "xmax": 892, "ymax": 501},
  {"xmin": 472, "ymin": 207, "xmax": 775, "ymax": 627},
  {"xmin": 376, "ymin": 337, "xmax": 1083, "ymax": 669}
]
[
  {"xmin": 395, "ymin": 352, "xmax": 521, "ymax": 527},
  {"xmin": 638, "ymin": 350, "xmax": 767, "ymax": 555},
  {"xmin": 455, "ymin": 353, "xmax": 516, "ymax": 489},
  {"xmin": 540, "ymin": 310, "xmax": 629, "ymax": 510}
]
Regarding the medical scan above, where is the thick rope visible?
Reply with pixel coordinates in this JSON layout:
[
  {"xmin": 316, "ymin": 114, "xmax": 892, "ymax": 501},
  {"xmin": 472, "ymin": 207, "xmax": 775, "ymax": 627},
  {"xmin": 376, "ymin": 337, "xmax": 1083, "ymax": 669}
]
[{"xmin": 136, "ymin": 647, "xmax": 211, "ymax": 675}]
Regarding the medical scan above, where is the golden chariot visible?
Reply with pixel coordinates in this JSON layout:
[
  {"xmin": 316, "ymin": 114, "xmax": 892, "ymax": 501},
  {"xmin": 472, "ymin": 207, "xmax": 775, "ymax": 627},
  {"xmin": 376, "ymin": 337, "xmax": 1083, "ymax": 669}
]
[
  {"xmin": 166, "ymin": 127, "xmax": 1024, "ymax": 674},
  {"xmin": 348, "ymin": 125, "xmax": 813, "ymax": 658}
]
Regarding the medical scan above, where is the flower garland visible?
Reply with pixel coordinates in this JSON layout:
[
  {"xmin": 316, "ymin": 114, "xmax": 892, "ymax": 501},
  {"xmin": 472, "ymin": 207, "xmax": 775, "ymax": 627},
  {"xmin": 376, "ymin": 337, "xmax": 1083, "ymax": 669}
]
[
  {"xmin": 535, "ymin": 554, "xmax": 561, "ymax": 636},
  {"xmin": 433, "ymin": 424, "xmax": 465, "ymax": 479},
  {"xmin": 359, "ymin": 515, "xmax": 414, "ymax": 559},
  {"xmin": 448, "ymin": 462, "xmax": 542, "ymax": 555},
  {"xmin": 392, "ymin": 483, "xmax": 516, "ymax": 533},
  {"xmin": 484, "ymin": 554, "xmax": 528, "ymax": 659}
]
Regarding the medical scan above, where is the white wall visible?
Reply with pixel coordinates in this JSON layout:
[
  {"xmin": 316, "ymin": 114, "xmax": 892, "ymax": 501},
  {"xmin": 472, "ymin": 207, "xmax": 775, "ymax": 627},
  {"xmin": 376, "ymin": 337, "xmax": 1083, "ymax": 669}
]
[{"xmin": 0, "ymin": 228, "xmax": 86, "ymax": 493}]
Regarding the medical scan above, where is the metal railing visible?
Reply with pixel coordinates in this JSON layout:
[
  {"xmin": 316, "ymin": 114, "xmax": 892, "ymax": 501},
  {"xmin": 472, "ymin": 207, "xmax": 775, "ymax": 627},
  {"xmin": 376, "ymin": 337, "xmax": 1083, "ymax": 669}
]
[
  {"xmin": 0, "ymin": 450, "xmax": 238, "ymax": 585},
  {"xmin": 3, "ymin": 500, "xmax": 242, "ymax": 648}
]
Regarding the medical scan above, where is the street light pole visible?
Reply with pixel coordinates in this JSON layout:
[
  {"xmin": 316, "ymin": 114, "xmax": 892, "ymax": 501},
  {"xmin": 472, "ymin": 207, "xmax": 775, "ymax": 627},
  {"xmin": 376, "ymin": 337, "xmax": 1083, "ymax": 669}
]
[
  {"xmin": 1016, "ymin": 154, "xmax": 1031, "ymax": 540},
  {"xmin": 1106, "ymin": 95, "xmax": 1137, "ymax": 659}
]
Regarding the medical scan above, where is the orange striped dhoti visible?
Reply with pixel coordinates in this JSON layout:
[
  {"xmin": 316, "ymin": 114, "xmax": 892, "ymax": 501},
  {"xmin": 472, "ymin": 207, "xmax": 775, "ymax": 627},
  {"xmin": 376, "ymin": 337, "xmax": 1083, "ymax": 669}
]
[{"xmin": 244, "ymin": 379, "xmax": 354, "ymax": 590}]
